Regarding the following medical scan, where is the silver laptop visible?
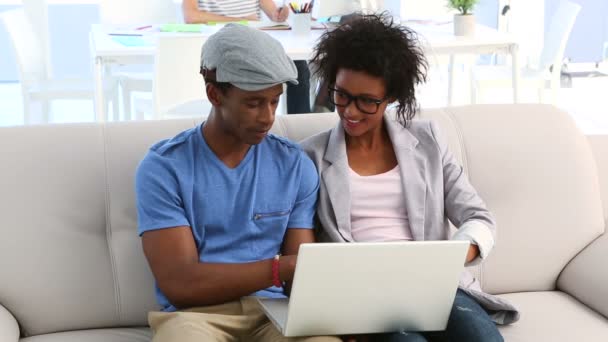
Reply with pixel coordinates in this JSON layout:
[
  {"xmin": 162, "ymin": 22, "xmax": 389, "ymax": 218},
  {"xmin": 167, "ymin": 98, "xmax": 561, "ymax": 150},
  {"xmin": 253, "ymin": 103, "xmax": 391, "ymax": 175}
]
[{"xmin": 257, "ymin": 241, "xmax": 469, "ymax": 337}]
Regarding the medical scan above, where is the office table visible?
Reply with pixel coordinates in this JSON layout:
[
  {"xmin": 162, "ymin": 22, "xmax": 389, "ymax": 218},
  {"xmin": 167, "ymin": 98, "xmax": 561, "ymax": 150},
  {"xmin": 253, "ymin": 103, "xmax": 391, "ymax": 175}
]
[{"xmin": 90, "ymin": 23, "xmax": 519, "ymax": 121}]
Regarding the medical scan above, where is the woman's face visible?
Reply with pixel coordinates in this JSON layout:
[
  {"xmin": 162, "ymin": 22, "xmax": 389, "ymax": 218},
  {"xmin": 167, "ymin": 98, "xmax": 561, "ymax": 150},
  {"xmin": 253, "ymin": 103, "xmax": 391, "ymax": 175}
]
[{"xmin": 333, "ymin": 68, "xmax": 390, "ymax": 138}]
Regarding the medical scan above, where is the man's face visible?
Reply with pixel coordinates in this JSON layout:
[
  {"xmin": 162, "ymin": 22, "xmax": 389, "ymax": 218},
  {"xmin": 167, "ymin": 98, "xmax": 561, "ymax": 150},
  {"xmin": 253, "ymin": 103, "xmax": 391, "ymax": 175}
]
[{"xmin": 215, "ymin": 84, "xmax": 283, "ymax": 145}]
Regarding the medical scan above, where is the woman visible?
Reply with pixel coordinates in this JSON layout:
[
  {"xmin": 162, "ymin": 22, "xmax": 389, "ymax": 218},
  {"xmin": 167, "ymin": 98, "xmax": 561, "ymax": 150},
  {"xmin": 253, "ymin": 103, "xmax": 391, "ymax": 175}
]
[{"xmin": 301, "ymin": 13, "xmax": 519, "ymax": 342}]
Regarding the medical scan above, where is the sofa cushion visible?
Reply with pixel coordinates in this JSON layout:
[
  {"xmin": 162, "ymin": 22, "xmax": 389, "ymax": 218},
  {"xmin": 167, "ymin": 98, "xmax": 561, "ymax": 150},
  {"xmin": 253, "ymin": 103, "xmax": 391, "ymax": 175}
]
[
  {"xmin": 19, "ymin": 327, "xmax": 151, "ymax": 342},
  {"xmin": 271, "ymin": 112, "xmax": 339, "ymax": 142},
  {"xmin": 587, "ymin": 135, "xmax": 608, "ymax": 222},
  {"xmin": 443, "ymin": 105, "xmax": 605, "ymax": 294},
  {"xmin": 0, "ymin": 124, "xmax": 121, "ymax": 335},
  {"xmin": 104, "ymin": 119, "xmax": 198, "ymax": 326},
  {"xmin": 497, "ymin": 291, "xmax": 608, "ymax": 341}
]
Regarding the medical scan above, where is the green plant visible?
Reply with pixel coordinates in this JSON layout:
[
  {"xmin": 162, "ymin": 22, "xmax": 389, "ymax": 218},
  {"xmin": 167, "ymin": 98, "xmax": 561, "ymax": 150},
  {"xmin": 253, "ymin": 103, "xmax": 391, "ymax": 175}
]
[{"xmin": 447, "ymin": 0, "xmax": 479, "ymax": 15}]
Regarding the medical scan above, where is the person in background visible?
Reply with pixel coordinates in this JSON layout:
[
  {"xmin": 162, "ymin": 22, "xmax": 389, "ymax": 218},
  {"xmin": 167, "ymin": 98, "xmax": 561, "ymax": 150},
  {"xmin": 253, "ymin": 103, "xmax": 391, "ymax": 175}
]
[
  {"xmin": 301, "ymin": 13, "xmax": 519, "ymax": 342},
  {"xmin": 136, "ymin": 24, "xmax": 338, "ymax": 342},
  {"xmin": 183, "ymin": 0, "xmax": 312, "ymax": 114},
  {"xmin": 182, "ymin": 0, "xmax": 288, "ymax": 23}
]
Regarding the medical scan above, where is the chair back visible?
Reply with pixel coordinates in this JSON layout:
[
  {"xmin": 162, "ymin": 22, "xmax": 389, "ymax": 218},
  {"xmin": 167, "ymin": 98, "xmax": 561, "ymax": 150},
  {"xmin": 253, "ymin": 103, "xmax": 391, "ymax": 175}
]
[
  {"xmin": 312, "ymin": 0, "xmax": 359, "ymax": 17},
  {"xmin": 538, "ymin": 0, "xmax": 581, "ymax": 75},
  {"xmin": 0, "ymin": 8, "xmax": 47, "ymax": 84},
  {"xmin": 98, "ymin": 0, "xmax": 177, "ymax": 25},
  {"xmin": 22, "ymin": 0, "xmax": 52, "ymax": 78},
  {"xmin": 152, "ymin": 34, "xmax": 209, "ymax": 117}
]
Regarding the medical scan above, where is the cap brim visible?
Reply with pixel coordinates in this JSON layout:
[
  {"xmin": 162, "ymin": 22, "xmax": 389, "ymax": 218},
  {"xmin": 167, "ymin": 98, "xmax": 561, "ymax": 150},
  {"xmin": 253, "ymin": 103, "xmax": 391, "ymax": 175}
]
[{"xmin": 231, "ymin": 79, "xmax": 299, "ymax": 91}]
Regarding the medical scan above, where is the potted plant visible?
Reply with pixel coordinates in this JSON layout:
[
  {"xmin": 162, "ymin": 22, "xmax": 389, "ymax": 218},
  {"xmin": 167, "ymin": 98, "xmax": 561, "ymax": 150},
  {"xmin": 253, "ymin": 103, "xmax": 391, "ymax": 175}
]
[{"xmin": 448, "ymin": 0, "xmax": 478, "ymax": 36}]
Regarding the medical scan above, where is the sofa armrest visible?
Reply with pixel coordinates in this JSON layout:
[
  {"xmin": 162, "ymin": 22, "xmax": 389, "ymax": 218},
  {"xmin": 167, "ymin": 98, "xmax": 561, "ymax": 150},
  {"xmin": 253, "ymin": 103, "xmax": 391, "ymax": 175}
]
[
  {"xmin": 0, "ymin": 304, "xmax": 19, "ymax": 342},
  {"xmin": 557, "ymin": 232, "xmax": 608, "ymax": 318},
  {"xmin": 587, "ymin": 135, "xmax": 608, "ymax": 223},
  {"xmin": 561, "ymin": 135, "xmax": 608, "ymax": 317}
]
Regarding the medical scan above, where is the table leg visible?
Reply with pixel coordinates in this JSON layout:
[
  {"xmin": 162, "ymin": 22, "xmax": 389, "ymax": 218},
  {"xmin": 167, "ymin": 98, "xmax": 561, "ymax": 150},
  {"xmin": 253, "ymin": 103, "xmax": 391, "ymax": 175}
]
[
  {"xmin": 511, "ymin": 44, "xmax": 521, "ymax": 103},
  {"xmin": 278, "ymin": 84, "xmax": 288, "ymax": 115},
  {"xmin": 448, "ymin": 54, "xmax": 456, "ymax": 106},
  {"xmin": 93, "ymin": 56, "xmax": 106, "ymax": 122}
]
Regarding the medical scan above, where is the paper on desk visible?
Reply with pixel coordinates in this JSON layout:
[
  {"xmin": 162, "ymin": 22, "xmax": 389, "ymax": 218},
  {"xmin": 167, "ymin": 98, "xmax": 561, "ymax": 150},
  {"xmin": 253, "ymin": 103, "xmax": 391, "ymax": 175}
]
[
  {"xmin": 106, "ymin": 25, "xmax": 158, "ymax": 36},
  {"xmin": 111, "ymin": 36, "xmax": 153, "ymax": 47},
  {"xmin": 159, "ymin": 23, "xmax": 220, "ymax": 34},
  {"xmin": 249, "ymin": 21, "xmax": 290, "ymax": 30},
  {"xmin": 249, "ymin": 20, "xmax": 329, "ymax": 30}
]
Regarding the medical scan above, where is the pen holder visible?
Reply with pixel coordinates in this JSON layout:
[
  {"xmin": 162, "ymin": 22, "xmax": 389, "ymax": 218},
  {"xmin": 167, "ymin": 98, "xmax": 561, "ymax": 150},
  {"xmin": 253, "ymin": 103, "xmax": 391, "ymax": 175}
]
[{"xmin": 290, "ymin": 12, "xmax": 311, "ymax": 36}]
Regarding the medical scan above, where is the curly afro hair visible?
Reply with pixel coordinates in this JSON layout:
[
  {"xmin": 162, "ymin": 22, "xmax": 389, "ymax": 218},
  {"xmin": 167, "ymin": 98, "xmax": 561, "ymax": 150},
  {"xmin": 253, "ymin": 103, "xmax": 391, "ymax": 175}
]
[{"xmin": 310, "ymin": 13, "xmax": 427, "ymax": 126}]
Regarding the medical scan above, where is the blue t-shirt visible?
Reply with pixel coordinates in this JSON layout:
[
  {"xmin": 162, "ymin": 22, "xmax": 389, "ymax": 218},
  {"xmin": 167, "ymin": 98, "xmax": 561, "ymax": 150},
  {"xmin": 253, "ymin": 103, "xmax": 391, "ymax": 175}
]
[{"xmin": 135, "ymin": 124, "xmax": 319, "ymax": 311}]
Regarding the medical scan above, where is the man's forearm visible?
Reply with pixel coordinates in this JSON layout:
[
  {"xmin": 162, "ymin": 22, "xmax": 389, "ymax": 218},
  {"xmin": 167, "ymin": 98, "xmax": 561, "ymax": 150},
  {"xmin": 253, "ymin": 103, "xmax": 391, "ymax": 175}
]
[
  {"xmin": 162, "ymin": 255, "xmax": 296, "ymax": 309},
  {"xmin": 163, "ymin": 259, "xmax": 274, "ymax": 308}
]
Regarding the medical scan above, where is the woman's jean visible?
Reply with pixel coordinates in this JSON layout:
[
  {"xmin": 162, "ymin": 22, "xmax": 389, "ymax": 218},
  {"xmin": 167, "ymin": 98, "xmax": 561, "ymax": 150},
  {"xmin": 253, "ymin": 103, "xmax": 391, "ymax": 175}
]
[{"xmin": 369, "ymin": 289, "xmax": 503, "ymax": 342}]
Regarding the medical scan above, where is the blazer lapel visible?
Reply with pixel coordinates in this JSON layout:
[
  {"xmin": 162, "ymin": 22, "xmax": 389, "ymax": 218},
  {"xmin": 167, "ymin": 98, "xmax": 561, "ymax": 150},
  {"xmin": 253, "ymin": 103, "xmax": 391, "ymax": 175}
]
[
  {"xmin": 322, "ymin": 124, "xmax": 353, "ymax": 242},
  {"xmin": 385, "ymin": 117, "xmax": 427, "ymax": 241}
]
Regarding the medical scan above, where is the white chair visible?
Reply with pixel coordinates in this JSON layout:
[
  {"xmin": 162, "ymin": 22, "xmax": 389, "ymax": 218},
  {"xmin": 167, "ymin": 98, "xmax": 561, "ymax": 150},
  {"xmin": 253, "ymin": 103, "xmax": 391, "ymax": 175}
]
[
  {"xmin": 21, "ymin": 0, "xmax": 51, "ymax": 78},
  {"xmin": 98, "ymin": 0, "xmax": 178, "ymax": 120},
  {"xmin": 133, "ymin": 35, "xmax": 212, "ymax": 120},
  {"xmin": 471, "ymin": 0, "xmax": 582, "ymax": 104},
  {"xmin": 0, "ymin": 8, "xmax": 118, "ymax": 124}
]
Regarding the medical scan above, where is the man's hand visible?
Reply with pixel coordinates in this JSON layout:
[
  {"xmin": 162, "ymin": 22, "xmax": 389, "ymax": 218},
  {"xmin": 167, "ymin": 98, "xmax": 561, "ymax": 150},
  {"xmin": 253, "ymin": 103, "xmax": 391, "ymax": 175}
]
[
  {"xmin": 466, "ymin": 244, "xmax": 480, "ymax": 263},
  {"xmin": 279, "ymin": 254, "xmax": 297, "ymax": 282}
]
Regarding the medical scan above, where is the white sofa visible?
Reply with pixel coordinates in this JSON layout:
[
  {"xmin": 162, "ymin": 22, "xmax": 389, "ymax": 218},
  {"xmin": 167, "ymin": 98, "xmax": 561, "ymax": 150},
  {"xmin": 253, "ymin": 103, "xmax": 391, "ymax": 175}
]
[{"xmin": 1, "ymin": 104, "xmax": 607, "ymax": 341}]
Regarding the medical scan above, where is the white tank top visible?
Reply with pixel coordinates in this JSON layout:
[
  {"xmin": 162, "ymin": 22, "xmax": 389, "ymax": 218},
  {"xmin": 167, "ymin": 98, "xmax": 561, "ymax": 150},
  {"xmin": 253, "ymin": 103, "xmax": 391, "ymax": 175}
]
[{"xmin": 349, "ymin": 165, "xmax": 414, "ymax": 242}]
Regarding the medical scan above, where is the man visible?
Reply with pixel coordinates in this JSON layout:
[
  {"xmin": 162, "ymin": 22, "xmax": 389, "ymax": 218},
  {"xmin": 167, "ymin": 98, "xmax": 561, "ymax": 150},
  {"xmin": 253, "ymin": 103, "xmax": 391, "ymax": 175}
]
[
  {"xmin": 136, "ymin": 24, "xmax": 338, "ymax": 341},
  {"xmin": 182, "ymin": 0, "xmax": 312, "ymax": 114}
]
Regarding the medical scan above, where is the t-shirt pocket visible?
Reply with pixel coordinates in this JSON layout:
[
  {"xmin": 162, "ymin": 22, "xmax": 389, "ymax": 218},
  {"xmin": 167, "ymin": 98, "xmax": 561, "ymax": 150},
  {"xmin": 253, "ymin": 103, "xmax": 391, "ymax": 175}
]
[{"xmin": 252, "ymin": 208, "xmax": 292, "ymax": 232}]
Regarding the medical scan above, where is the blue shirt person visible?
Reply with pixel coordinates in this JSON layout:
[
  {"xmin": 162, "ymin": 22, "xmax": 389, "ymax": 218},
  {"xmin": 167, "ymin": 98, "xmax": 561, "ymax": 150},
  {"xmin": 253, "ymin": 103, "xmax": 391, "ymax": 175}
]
[{"xmin": 135, "ymin": 24, "xmax": 339, "ymax": 342}]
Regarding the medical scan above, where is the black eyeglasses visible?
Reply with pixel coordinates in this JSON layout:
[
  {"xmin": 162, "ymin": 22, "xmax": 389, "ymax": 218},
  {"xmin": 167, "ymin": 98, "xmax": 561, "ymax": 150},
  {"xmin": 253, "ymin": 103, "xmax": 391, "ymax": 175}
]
[{"xmin": 328, "ymin": 87, "xmax": 387, "ymax": 114}]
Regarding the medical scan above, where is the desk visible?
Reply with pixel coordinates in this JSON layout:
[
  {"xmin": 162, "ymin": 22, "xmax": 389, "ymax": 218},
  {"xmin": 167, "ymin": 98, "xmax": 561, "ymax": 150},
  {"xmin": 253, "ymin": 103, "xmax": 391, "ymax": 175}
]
[
  {"xmin": 90, "ymin": 23, "xmax": 519, "ymax": 122},
  {"xmin": 407, "ymin": 22, "xmax": 520, "ymax": 106}
]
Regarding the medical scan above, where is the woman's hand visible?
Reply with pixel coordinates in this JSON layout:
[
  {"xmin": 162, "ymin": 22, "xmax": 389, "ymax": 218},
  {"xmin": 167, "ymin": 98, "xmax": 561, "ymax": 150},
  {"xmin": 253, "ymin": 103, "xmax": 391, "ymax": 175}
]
[
  {"xmin": 260, "ymin": 0, "xmax": 290, "ymax": 22},
  {"xmin": 275, "ymin": 5, "xmax": 290, "ymax": 22},
  {"xmin": 466, "ymin": 244, "xmax": 480, "ymax": 263}
]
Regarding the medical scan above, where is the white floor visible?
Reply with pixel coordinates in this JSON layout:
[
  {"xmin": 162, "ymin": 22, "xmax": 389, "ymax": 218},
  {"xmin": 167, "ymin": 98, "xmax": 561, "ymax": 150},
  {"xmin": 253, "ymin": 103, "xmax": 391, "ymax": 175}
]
[{"xmin": 1, "ymin": 74, "xmax": 608, "ymax": 134}]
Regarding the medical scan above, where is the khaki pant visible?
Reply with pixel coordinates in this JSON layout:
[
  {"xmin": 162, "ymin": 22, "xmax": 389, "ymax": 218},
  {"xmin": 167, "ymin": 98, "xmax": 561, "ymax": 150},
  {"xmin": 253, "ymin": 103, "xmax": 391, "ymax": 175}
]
[{"xmin": 149, "ymin": 297, "xmax": 342, "ymax": 342}]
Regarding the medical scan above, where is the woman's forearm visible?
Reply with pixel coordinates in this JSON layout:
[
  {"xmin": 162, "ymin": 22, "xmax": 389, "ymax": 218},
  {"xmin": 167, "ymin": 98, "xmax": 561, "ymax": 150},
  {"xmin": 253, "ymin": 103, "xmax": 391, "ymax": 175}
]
[{"xmin": 260, "ymin": 0, "xmax": 279, "ymax": 20}]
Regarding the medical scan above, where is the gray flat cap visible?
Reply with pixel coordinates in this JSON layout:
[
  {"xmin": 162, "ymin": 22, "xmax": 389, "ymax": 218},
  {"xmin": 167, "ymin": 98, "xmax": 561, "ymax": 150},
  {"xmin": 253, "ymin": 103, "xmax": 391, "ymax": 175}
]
[{"xmin": 201, "ymin": 24, "xmax": 298, "ymax": 91}]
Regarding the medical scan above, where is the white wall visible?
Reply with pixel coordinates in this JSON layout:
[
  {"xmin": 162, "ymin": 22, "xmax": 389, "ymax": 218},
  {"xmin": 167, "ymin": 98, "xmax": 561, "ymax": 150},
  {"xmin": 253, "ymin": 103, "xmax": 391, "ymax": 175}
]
[
  {"xmin": 402, "ymin": 0, "xmax": 454, "ymax": 19},
  {"xmin": 503, "ymin": 0, "xmax": 545, "ymax": 66}
]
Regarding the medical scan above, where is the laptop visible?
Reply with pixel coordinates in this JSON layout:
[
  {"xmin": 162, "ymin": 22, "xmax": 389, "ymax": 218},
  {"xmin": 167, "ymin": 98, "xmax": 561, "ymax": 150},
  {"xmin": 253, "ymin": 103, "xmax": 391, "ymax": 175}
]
[{"xmin": 257, "ymin": 241, "xmax": 469, "ymax": 337}]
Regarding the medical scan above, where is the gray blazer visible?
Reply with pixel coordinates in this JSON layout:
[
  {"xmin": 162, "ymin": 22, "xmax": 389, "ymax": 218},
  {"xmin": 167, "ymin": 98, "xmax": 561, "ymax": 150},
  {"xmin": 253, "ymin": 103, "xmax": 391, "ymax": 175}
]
[{"xmin": 300, "ymin": 115, "xmax": 520, "ymax": 325}]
